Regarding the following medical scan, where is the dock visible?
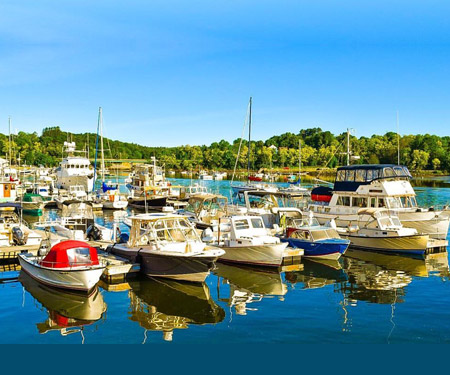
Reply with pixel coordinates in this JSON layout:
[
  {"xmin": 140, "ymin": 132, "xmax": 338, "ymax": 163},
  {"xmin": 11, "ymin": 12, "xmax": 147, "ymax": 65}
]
[
  {"xmin": 426, "ymin": 238, "xmax": 449, "ymax": 254},
  {"xmin": 97, "ymin": 250, "xmax": 140, "ymax": 283}
]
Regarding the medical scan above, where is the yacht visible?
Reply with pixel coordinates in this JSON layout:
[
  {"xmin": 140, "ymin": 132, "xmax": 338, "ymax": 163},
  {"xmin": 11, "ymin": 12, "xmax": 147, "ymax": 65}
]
[
  {"xmin": 56, "ymin": 142, "xmax": 94, "ymax": 192},
  {"xmin": 309, "ymin": 164, "xmax": 450, "ymax": 239}
]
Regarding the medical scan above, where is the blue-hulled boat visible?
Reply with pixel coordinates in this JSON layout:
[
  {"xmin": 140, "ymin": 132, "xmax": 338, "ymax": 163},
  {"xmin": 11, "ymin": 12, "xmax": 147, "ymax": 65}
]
[{"xmin": 279, "ymin": 216, "xmax": 350, "ymax": 260}]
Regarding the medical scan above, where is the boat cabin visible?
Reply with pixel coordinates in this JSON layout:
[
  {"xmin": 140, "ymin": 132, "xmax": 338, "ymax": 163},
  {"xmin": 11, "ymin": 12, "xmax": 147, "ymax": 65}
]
[
  {"xmin": 334, "ymin": 164, "xmax": 412, "ymax": 192},
  {"xmin": 311, "ymin": 164, "xmax": 418, "ymax": 212},
  {"xmin": 40, "ymin": 240, "xmax": 99, "ymax": 269},
  {"xmin": 127, "ymin": 214, "xmax": 205, "ymax": 252},
  {"xmin": 230, "ymin": 216, "xmax": 268, "ymax": 239}
]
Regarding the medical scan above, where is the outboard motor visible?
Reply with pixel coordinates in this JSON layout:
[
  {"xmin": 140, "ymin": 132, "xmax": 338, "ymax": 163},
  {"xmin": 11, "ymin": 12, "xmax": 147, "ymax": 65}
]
[
  {"xmin": 118, "ymin": 233, "xmax": 129, "ymax": 243},
  {"xmin": 12, "ymin": 227, "xmax": 26, "ymax": 246},
  {"xmin": 86, "ymin": 224, "xmax": 102, "ymax": 241}
]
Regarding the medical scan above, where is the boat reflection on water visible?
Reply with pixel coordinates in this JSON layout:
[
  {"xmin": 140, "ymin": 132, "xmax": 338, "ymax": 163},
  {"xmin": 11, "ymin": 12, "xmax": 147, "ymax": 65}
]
[
  {"xmin": 128, "ymin": 277, "xmax": 225, "ymax": 342},
  {"xmin": 338, "ymin": 249, "xmax": 450, "ymax": 305},
  {"xmin": 19, "ymin": 272, "xmax": 107, "ymax": 342},
  {"xmin": 214, "ymin": 263, "xmax": 299, "ymax": 316},
  {"xmin": 284, "ymin": 258, "xmax": 348, "ymax": 289}
]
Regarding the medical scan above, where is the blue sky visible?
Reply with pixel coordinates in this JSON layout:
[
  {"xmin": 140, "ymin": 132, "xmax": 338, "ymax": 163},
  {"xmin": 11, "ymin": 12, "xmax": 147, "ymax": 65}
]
[{"xmin": 1, "ymin": 0, "xmax": 449, "ymax": 146}]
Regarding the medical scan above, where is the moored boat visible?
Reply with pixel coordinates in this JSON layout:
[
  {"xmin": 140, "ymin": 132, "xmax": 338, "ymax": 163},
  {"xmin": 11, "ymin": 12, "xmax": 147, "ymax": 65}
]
[
  {"xmin": 279, "ymin": 213, "xmax": 350, "ymax": 260},
  {"xmin": 202, "ymin": 215, "xmax": 303, "ymax": 267},
  {"xmin": 18, "ymin": 240, "xmax": 106, "ymax": 293},
  {"xmin": 108, "ymin": 213, "xmax": 225, "ymax": 283}
]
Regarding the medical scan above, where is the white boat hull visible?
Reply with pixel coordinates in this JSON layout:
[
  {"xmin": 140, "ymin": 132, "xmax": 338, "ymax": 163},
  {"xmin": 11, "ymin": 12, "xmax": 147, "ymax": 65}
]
[
  {"xmin": 18, "ymin": 254, "xmax": 105, "ymax": 292},
  {"xmin": 218, "ymin": 242, "xmax": 299, "ymax": 267}
]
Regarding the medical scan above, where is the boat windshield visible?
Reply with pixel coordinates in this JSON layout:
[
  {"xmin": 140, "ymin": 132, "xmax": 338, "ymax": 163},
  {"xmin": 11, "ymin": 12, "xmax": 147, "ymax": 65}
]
[
  {"xmin": 336, "ymin": 166, "xmax": 412, "ymax": 183},
  {"xmin": 287, "ymin": 217, "xmax": 320, "ymax": 228},
  {"xmin": 133, "ymin": 218, "xmax": 200, "ymax": 246},
  {"xmin": 310, "ymin": 228, "xmax": 340, "ymax": 241}
]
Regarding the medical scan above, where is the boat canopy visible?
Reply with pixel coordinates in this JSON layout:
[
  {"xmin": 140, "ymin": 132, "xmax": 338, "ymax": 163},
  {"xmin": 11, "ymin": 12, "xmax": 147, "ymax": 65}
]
[
  {"xmin": 40, "ymin": 240, "xmax": 99, "ymax": 269},
  {"xmin": 334, "ymin": 164, "xmax": 412, "ymax": 192}
]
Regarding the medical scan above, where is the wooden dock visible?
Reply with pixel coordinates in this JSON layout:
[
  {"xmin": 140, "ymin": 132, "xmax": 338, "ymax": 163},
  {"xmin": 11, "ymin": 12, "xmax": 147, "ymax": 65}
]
[
  {"xmin": 426, "ymin": 239, "xmax": 448, "ymax": 254},
  {"xmin": 0, "ymin": 245, "xmax": 40, "ymax": 260},
  {"xmin": 97, "ymin": 250, "xmax": 140, "ymax": 283}
]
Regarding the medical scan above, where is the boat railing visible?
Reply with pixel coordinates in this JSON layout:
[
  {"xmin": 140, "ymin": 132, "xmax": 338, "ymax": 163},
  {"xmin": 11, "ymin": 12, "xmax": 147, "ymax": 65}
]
[{"xmin": 35, "ymin": 257, "xmax": 106, "ymax": 269}]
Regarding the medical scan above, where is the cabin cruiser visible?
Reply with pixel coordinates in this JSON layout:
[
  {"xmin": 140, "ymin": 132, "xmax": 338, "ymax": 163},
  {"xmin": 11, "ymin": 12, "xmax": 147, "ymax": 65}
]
[
  {"xmin": 108, "ymin": 213, "xmax": 225, "ymax": 283},
  {"xmin": 334, "ymin": 208, "xmax": 431, "ymax": 255},
  {"xmin": 178, "ymin": 183, "xmax": 209, "ymax": 201},
  {"xmin": 202, "ymin": 215, "xmax": 303, "ymax": 267},
  {"xmin": 309, "ymin": 164, "xmax": 450, "ymax": 239},
  {"xmin": 278, "ymin": 211, "xmax": 350, "ymax": 260},
  {"xmin": 177, "ymin": 193, "xmax": 228, "ymax": 229},
  {"xmin": 56, "ymin": 142, "xmax": 94, "ymax": 192},
  {"xmin": 229, "ymin": 189, "xmax": 310, "ymax": 229},
  {"xmin": 18, "ymin": 240, "xmax": 106, "ymax": 293},
  {"xmin": 126, "ymin": 160, "xmax": 171, "ymax": 210},
  {"xmin": 0, "ymin": 203, "xmax": 42, "ymax": 247}
]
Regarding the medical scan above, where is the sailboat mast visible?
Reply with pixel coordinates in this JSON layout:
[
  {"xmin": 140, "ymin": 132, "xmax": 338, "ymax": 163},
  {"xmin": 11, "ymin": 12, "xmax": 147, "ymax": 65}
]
[
  {"xmin": 347, "ymin": 128, "xmax": 350, "ymax": 166},
  {"xmin": 100, "ymin": 107, "xmax": 105, "ymax": 182},
  {"xmin": 247, "ymin": 97, "xmax": 252, "ymax": 181},
  {"xmin": 397, "ymin": 110, "xmax": 400, "ymax": 165},
  {"xmin": 298, "ymin": 139, "xmax": 302, "ymax": 178},
  {"xmin": 8, "ymin": 117, "xmax": 12, "ymax": 166}
]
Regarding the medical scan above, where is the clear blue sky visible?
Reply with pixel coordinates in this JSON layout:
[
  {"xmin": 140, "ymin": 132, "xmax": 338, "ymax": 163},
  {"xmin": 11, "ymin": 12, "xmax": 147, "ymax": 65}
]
[{"xmin": 1, "ymin": 0, "xmax": 449, "ymax": 146}]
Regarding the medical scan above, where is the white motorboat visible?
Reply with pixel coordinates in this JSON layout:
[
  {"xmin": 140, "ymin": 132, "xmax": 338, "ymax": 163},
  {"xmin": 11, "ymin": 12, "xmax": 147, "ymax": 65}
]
[
  {"xmin": 18, "ymin": 240, "xmax": 106, "ymax": 293},
  {"xmin": 108, "ymin": 213, "xmax": 225, "ymax": 283},
  {"xmin": 56, "ymin": 142, "xmax": 94, "ymax": 192},
  {"xmin": 202, "ymin": 215, "xmax": 303, "ymax": 267},
  {"xmin": 309, "ymin": 164, "xmax": 450, "ymax": 239}
]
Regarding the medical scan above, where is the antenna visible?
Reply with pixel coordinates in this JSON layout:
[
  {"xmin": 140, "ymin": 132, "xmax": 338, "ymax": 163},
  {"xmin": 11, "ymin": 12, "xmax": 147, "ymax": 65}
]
[
  {"xmin": 247, "ymin": 97, "xmax": 252, "ymax": 182},
  {"xmin": 8, "ymin": 117, "xmax": 12, "ymax": 166},
  {"xmin": 397, "ymin": 110, "xmax": 400, "ymax": 165}
]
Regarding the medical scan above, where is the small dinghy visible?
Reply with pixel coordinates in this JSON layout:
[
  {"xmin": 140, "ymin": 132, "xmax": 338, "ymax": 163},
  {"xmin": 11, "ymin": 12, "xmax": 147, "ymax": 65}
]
[{"xmin": 18, "ymin": 240, "xmax": 105, "ymax": 293}]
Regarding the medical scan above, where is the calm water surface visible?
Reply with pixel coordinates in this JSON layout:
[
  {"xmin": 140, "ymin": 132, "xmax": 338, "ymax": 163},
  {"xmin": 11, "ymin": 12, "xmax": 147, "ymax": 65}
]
[{"xmin": 1, "ymin": 178, "xmax": 449, "ymax": 343}]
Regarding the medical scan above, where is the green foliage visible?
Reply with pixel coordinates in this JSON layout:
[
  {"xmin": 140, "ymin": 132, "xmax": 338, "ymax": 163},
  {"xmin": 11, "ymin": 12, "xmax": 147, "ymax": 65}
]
[{"xmin": 1, "ymin": 126, "xmax": 450, "ymax": 172}]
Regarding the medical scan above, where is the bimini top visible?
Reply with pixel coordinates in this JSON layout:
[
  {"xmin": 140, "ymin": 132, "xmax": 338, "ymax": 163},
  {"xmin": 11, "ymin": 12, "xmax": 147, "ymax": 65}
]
[
  {"xmin": 334, "ymin": 164, "xmax": 412, "ymax": 192},
  {"xmin": 40, "ymin": 240, "xmax": 99, "ymax": 269}
]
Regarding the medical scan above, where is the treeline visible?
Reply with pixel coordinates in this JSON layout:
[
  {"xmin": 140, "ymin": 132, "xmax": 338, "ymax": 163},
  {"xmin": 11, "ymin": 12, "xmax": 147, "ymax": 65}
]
[{"xmin": 1, "ymin": 126, "xmax": 450, "ymax": 172}]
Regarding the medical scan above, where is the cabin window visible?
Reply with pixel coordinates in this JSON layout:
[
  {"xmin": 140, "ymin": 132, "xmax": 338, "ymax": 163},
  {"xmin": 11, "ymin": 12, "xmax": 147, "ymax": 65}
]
[
  {"xmin": 337, "ymin": 196, "xmax": 351, "ymax": 206},
  {"xmin": 366, "ymin": 169, "xmax": 380, "ymax": 181},
  {"xmin": 393, "ymin": 166, "xmax": 404, "ymax": 176},
  {"xmin": 383, "ymin": 167, "xmax": 395, "ymax": 178},
  {"xmin": 234, "ymin": 219, "xmax": 250, "ymax": 230},
  {"xmin": 378, "ymin": 198, "xmax": 386, "ymax": 208},
  {"xmin": 387, "ymin": 197, "xmax": 402, "ymax": 209},
  {"xmin": 355, "ymin": 169, "xmax": 366, "ymax": 182},
  {"xmin": 251, "ymin": 218, "xmax": 264, "ymax": 229},
  {"xmin": 379, "ymin": 217, "xmax": 391, "ymax": 228},
  {"xmin": 353, "ymin": 197, "xmax": 367, "ymax": 207},
  {"xmin": 345, "ymin": 170, "xmax": 355, "ymax": 182},
  {"xmin": 66, "ymin": 247, "xmax": 91, "ymax": 265},
  {"xmin": 336, "ymin": 170, "xmax": 345, "ymax": 182},
  {"xmin": 291, "ymin": 230, "xmax": 310, "ymax": 240}
]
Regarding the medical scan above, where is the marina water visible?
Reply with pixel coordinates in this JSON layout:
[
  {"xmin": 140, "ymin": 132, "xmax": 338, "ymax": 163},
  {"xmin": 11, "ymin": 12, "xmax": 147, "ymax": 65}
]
[{"xmin": 1, "ymin": 178, "xmax": 449, "ymax": 343}]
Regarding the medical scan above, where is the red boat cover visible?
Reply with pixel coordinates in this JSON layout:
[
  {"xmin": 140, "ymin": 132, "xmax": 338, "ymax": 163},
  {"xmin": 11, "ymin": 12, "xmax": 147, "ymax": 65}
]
[
  {"xmin": 249, "ymin": 176, "xmax": 262, "ymax": 182},
  {"xmin": 40, "ymin": 240, "xmax": 99, "ymax": 268}
]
